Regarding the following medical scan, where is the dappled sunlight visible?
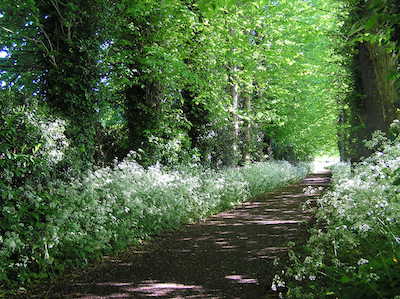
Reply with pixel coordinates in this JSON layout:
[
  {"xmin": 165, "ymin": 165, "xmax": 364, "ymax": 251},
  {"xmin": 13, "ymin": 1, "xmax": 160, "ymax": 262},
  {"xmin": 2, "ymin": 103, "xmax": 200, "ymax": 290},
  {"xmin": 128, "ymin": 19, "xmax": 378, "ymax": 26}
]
[
  {"xmin": 96, "ymin": 282, "xmax": 133, "ymax": 287},
  {"xmin": 282, "ymin": 138, "xmax": 400, "ymax": 296},
  {"xmin": 249, "ymin": 220, "xmax": 302, "ymax": 225},
  {"xmin": 273, "ymin": 193, "xmax": 319, "ymax": 199},
  {"xmin": 70, "ymin": 281, "xmax": 210, "ymax": 298},
  {"xmin": 49, "ymin": 172, "xmax": 330, "ymax": 299},
  {"xmin": 125, "ymin": 281, "xmax": 204, "ymax": 297},
  {"xmin": 225, "ymin": 275, "xmax": 258, "ymax": 284}
]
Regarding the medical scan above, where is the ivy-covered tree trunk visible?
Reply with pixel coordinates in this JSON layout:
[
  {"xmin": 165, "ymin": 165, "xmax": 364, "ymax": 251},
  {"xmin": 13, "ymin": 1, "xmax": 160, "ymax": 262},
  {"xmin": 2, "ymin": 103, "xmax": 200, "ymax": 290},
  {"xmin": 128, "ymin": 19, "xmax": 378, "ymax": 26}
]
[
  {"xmin": 124, "ymin": 80, "xmax": 161, "ymax": 157},
  {"xmin": 125, "ymin": 84, "xmax": 148, "ymax": 151},
  {"xmin": 182, "ymin": 89, "xmax": 209, "ymax": 156},
  {"xmin": 343, "ymin": 42, "xmax": 398, "ymax": 162},
  {"xmin": 37, "ymin": 0, "xmax": 104, "ymax": 169},
  {"xmin": 339, "ymin": 0, "xmax": 399, "ymax": 162},
  {"xmin": 116, "ymin": 11, "xmax": 166, "ymax": 165}
]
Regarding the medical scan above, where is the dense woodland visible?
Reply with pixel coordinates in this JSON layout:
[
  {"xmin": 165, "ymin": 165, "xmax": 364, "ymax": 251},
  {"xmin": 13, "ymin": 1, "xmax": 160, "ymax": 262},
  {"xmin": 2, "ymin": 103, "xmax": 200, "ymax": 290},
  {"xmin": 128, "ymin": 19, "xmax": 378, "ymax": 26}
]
[{"xmin": 0, "ymin": 0, "xmax": 400, "ymax": 297}]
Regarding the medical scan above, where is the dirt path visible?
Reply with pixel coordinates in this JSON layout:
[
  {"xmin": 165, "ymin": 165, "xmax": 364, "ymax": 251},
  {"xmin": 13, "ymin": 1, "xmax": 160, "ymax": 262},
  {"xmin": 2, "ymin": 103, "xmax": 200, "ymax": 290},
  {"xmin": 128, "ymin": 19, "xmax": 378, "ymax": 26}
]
[{"xmin": 33, "ymin": 171, "xmax": 331, "ymax": 299}]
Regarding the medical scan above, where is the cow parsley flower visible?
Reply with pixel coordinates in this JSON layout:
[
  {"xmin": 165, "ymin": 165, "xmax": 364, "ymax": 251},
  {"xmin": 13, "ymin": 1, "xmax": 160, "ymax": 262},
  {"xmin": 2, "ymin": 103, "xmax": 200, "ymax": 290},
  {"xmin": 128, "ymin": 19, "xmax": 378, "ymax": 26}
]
[
  {"xmin": 359, "ymin": 224, "xmax": 371, "ymax": 232},
  {"xmin": 357, "ymin": 258, "xmax": 369, "ymax": 265}
]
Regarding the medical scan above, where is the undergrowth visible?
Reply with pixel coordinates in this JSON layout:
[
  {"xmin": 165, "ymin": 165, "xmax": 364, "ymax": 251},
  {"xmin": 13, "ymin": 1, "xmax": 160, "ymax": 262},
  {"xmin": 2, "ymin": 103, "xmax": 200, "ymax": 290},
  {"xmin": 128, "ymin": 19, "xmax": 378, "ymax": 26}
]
[
  {"xmin": 275, "ymin": 131, "xmax": 400, "ymax": 298},
  {"xmin": 0, "ymin": 154, "xmax": 308, "ymax": 293}
]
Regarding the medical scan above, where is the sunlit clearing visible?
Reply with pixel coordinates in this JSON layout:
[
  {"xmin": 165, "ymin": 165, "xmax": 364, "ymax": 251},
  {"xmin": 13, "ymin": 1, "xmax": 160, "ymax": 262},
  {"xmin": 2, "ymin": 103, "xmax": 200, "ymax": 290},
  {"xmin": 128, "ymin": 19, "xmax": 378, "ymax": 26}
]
[{"xmin": 311, "ymin": 156, "xmax": 339, "ymax": 173}]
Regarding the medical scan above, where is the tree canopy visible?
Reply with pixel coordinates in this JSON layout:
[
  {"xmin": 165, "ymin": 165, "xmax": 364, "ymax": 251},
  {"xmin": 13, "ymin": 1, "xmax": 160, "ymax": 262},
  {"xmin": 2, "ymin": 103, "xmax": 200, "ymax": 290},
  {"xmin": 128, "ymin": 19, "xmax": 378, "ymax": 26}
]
[{"xmin": 0, "ymin": 0, "xmax": 345, "ymax": 169}]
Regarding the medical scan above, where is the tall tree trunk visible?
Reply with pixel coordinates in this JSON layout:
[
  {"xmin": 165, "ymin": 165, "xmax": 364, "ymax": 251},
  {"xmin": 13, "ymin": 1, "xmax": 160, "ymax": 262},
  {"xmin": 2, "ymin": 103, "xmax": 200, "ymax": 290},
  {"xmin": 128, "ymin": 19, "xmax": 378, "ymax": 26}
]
[
  {"xmin": 360, "ymin": 43, "xmax": 398, "ymax": 132},
  {"xmin": 37, "ymin": 0, "xmax": 103, "ymax": 170},
  {"xmin": 339, "ymin": 0, "xmax": 400, "ymax": 162},
  {"xmin": 346, "ymin": 42, "xmax": 399, "ymax": 162},
  {"xmin": 124, "ymin": 79, "xmax": 162, "ymax": 165},
  {"xmin": 231, "ymin": 73, "xmax": 240, "ymax": 162},
  {"xmin": 241, "ymin": 94, "xmax": 252, "ymax": 164},
  {"xmin": 182, "ymin": 89, "xmax": 209, "ymax": 157},
  {"xmin": 222, "ymin": 69, "xmax": 240, "ymax": 167},
  {"xmin": 125, "ymin": 83, "xmax": 148, "ymax": 151}
]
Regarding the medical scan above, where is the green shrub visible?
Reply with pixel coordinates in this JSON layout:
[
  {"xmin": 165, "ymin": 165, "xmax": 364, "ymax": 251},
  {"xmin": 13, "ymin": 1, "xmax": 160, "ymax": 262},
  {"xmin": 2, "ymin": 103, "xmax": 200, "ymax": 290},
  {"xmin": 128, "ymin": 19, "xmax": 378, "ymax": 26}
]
[
  {"xmin": 277, "ymin": 132, "xmax": 400, "ymax": 298},
  {"xmin": 0, "ymin": 91, "xmax": 70, "ymax": 286}
]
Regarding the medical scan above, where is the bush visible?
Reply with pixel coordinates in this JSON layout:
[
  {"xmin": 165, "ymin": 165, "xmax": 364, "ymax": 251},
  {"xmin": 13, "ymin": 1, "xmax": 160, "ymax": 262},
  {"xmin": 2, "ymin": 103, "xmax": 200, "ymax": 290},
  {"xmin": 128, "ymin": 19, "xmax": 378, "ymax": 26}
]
[
  {"xmin": 277, "ymin": 132, "xmax": 400, "ymax": 298},
  {"xmin": 0, "ymin": 91, "xmax": 71, "ymax": 286}
]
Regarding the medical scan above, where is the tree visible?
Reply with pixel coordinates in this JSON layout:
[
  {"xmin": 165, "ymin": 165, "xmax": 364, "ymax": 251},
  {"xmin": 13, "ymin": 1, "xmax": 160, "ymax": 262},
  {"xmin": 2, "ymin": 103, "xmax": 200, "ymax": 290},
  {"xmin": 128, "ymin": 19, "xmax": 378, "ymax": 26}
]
[
  {"xmin": 36, "ymin": 0, "xmax": 111, "ymax": 169},
  {"xmin": 0, "ymin": 0, "xmax": 112, "ymax": 171},
  {"xmin": 107, "ymin": 0, "xmax": 196, "ymax": 166},
  {"xmin": 338, "ymin": 0, "xmax": 400, "ymax": 162}
]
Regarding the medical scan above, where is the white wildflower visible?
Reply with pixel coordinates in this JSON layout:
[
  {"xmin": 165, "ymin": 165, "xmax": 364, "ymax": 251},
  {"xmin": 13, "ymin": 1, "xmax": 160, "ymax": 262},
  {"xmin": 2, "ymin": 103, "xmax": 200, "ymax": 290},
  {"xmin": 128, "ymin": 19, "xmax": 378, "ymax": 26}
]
[
  {"xmin": 304, "ymin": 256, "xmax": 312, "ymax": 264},
  {"xmin": 303, "ymin": 186, "xmax": 317, "ymax": 195},
  {"xmin": 271, "ymin": 274, "xmax": 285, "ymax": 291},
  {"xmin": 277, "ymin": 280, "xmax": 285, "ymax": 288},
  {"xmin": 359, "ymin": 224, "xmax": 371, "ymax": 232},
  {"xmin": 357, "ymin": 258, "xmax": 369, "ymax": 265},
  {"xmin": 368, "ymin": 273, "xmax": 380, "ymax": 281},
  {"xmin": 271, "ymin": 282, "xmax": 277, "ymax": 292}
]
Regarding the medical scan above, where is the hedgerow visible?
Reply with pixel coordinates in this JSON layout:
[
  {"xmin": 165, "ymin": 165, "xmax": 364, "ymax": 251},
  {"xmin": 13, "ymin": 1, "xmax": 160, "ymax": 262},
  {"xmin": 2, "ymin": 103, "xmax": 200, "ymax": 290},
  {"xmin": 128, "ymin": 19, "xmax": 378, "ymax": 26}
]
[{"xmin": 276, "ymin": 131, "xmax": 400, "ymax": 298}]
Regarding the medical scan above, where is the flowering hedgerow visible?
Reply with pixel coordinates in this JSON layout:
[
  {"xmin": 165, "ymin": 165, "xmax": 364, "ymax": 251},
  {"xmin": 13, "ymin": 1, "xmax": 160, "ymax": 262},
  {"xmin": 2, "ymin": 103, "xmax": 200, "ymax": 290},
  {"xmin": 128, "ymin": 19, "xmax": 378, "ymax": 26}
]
[
  {"xmin": 276, "ymin": 132, "xmax": 400, "ymax": 298},
  {"xmin": 0, "ymin": 156, "xmax": 308, "ymax": 290}
]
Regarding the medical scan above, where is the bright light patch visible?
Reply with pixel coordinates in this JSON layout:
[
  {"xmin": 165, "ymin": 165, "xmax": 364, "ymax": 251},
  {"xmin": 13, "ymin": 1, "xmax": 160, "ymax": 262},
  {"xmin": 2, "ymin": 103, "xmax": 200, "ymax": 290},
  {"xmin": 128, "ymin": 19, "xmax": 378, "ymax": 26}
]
[
  {"xmin": 0, "ymin": 51, "xmax": 7, "ymax": 58},
  {"xmin": 312, "ymin": 156, "xmax": 339, "ymax": 172}
]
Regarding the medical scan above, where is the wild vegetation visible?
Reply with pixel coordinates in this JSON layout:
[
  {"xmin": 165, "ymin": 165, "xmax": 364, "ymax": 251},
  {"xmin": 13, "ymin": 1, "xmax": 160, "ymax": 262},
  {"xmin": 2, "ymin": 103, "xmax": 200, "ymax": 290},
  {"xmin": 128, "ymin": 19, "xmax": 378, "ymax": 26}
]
[
  {"xmin": 337, "ymin": 0, "xmax": 400, "ymax": 162},
  {"xmin": 0, "ymin": 0, "xmax": 399, "ymax": 297},
  {"xmin": 0, "ymin": 151, "xmax": 308, "ymax": 289},
  {"xmin": 277, "ymin": 132, "xmax": 400, "ymax": 298},
  {"xmin": 273, "ymin": 1, "xmax": 400, "ymax": 296}
]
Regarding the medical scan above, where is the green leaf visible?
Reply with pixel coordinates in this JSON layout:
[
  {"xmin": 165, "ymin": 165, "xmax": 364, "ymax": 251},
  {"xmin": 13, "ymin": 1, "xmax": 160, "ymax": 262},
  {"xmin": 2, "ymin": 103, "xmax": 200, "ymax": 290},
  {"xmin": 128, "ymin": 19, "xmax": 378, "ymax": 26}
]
[
  {"xmin": 365, "ymin": 15, "xmax": 379, "ymax": 31},
  {"xmin": 340, "ymin": 275, "xmax": 351, "ymax": 283}
]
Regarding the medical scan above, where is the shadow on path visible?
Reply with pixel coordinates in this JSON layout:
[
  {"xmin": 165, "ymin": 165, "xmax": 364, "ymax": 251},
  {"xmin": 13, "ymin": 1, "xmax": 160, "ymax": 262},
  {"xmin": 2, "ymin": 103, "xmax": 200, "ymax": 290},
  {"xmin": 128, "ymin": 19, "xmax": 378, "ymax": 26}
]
[{"xmin": 38, "ymin": 171, "xmax": 331, "ymax": 299}]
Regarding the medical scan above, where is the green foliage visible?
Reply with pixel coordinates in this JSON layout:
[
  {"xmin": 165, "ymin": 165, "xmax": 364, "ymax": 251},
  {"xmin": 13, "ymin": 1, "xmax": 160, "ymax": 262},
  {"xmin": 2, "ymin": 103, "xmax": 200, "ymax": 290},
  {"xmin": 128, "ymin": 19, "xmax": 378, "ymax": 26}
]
[
  {"xmin": 0, "ymin": 157, "xmax": 308, "ymax": 289},
  {"xmin": 104, "ymin": 0, "xmax": 341, "ymax": 165},
  {"xmin": 1, "ymin": 0, "xmax": 343, "ymax": 166},
  {"xmin": 0, "ymin": 0, "xmax": 116, "ymax": 170},
  {"xmin": 345, "ymin": 0, "xmax": 400, "ymax": 49},
  {"xmin": 0, "ymin": 95, "xmax": 45, "ymax": 186},
  {"xmin": 0, "ymin": 90, "xmax": 70, "ymax": 285},
  {"xmin": 337, "ymin": 0, "xmax": 400, "ymax": 161},
  {"xmin": 0, "ymin": 91, "xmax": 70, "ymax": 187},
  {"xmin": 261, "ymin": 0, "xmax": 342, "ymax": 160},
  {"xmin": 277, "ymin": 131, "xmax": 400, "ymax": 298}
]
